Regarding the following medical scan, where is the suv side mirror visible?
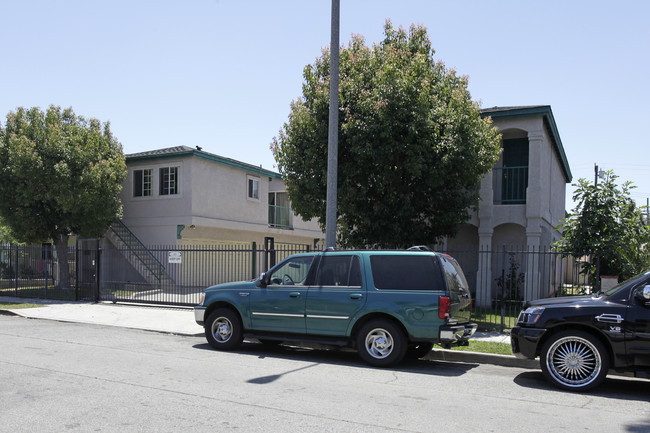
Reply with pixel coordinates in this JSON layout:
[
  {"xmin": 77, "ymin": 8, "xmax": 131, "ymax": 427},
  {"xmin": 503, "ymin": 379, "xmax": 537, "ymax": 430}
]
[
  {"xmin": 644, "ymin": 285, "xmax": 650, "ymax": 300},
  {"xmin": 636, "ymin": 284, "xmax": 650, "ymax": 306},
  {"xmin": 257, "ymin": 272, "xmax": 268, "ymax": 288}
]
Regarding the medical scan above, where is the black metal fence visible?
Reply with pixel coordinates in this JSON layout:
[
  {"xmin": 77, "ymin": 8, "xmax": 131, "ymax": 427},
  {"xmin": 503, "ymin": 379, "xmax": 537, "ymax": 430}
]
[
  {"xmin": 0, "ymin": 243, "xmax": 100, "ymax": 302},
  {"xmin": 99, "ymin": 241, "xmax": 311, "ymax": 306},
  {"xmin": 1, "ymin": 242, "xmax": 597, "ymax": 331},
  {"xmin": 444, "ymin": 246, "xmax": 595, "ymax": 331}
]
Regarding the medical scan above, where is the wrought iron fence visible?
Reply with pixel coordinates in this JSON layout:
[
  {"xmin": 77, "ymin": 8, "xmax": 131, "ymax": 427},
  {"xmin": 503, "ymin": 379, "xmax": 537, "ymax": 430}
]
[
  {"xmin": 1, "ymin": 242, "xmax": 598, "ymax": 331},
  {"xmin": 99, "ymin": 241, "xmax": 312, "ymax": 306},
  {"xmin": 0, "ymin": 243, "xmax": 98, "ymax": 301},
  {"xmin": 442, "ymin": 246, "xmax": 595, "ymax": 331}
]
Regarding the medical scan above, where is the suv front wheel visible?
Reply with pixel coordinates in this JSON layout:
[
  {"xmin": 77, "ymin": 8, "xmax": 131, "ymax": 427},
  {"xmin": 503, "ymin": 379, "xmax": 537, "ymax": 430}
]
[
  {"xmin": 356, "ymin": 319, "xmax": 407, "ymax": 367},
  {"xmin": 205, "ymin": 308, "xmax": 243, "ymax": 350},
  {"xmin": 540, "ymin": 330, "xmax": 609, "ymax": 391}
]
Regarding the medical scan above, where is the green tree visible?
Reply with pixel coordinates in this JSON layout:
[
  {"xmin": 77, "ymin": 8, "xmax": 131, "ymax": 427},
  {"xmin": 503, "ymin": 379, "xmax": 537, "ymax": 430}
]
[
  {"xmin": 0, "ymin": 218, "xmax": 14, "ymax": 244},
  {"xmin": 556, "ymin": 171, "xmax": 650, "ymax": 282},
  {"xmin": 272, "ymin": 21, "xmax": 502, "ymax": 248},
  {"xmin": 0, "ymin": 105, "xmax": 126, "ymax": 288}
]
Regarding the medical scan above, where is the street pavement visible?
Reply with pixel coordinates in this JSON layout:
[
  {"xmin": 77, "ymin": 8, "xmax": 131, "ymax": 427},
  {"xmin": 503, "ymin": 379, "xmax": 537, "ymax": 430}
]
[{"xmin": 0, "ymin": 295, "xmax": 537, "ymax": 369}]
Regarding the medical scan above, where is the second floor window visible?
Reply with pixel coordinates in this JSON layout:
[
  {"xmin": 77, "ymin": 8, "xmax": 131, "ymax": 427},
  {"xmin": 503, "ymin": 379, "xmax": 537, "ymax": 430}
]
[
  {"xmin": 133, "ymin": 169, "xmax": 152, "ymax": 197},
  {"xmin": 248, "ymin": 177, "xmax": 260, "ymax": 200},
  {"xmin": 160, "ymin": 167, "xmax": 179, "ymax": 195},
  {"xmin": 269, "ymin": 191, "xmax": 292, "ymax": 228}
]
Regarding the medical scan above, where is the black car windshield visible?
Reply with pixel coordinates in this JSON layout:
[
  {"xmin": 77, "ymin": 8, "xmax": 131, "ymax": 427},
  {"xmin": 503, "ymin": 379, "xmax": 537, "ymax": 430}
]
[{"xmin": 603, "ymin": 270, "xmax": 650, "ymax": 296}]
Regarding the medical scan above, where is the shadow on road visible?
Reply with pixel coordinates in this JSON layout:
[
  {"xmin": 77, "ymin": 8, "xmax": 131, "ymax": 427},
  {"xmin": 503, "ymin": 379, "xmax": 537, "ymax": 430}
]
[
  {"xmin": 192, "ymin": 340, "xmax": 479, "ymax": 380},
  {"xmin": 513, "ymin": 370, "xmax": 650, "ymax": 403}
]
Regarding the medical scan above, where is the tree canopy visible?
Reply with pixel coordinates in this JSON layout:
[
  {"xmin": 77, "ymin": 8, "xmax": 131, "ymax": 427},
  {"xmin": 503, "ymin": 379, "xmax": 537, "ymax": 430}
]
[
  {"xmin": 0, "ymin": 105, "xmax": 126, "ymax": 287},
  {"xmin": 556, "ymin": 171, "xmax": 650, "ymax": 281},
  {"xmin": 272, "ymin": 21, "xmax": 502, "ymax": 248}
]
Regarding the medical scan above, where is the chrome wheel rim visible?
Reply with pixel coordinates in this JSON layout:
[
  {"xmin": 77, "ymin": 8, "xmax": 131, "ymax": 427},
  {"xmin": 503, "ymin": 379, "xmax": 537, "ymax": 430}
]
[
  {"xmin": 365, "ymin": 328, "xmax": 394, "ymax": 359},
  {"xmin": 211, "ymin": 316, "xmax": 233, "ymax": 343},
  {"xmin": 546, "ymin": 336, "xmax": 601, "ymax": 388}
]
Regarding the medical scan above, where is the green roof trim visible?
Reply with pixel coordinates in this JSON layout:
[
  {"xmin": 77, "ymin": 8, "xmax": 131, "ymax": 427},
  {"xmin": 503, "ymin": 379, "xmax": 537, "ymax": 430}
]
[
  {"xmin": 126, "ymin": 146, "xmax": 282, "ymax": 179},
  {"xmin": 481, "ymin": 106, "xmax": 572, "ymax": 182}
]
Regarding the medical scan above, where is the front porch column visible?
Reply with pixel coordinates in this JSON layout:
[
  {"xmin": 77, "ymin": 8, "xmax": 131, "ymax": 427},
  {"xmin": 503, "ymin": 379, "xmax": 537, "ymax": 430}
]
[{"xmin": 524, "ymin": 226, "xmax": 542, "ymax": 302}]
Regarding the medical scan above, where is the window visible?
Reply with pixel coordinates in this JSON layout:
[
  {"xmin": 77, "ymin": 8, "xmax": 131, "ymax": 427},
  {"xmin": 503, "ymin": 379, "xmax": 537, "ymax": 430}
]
[
  {"xmin": 268, "ymin": 192, "xmax": 292, "ymax": 228},
  {"xmin": 160, "ymin": 167, "xmax": 179, "ymax": 195},
  {"xmin": 439, "ymin": 255, "xmax": 469, "ymax": 292},
  {"xmin": 268, "ymin": 256, "xmax": 314, "ymax": 286},
  {"xmin": 247, "ymin": 176, "xmax": 259, "ymax": 200},
  {"xmin": 133, "ymin": 169, "xmax": 153, "ymax": 197},
  {"xmin": 370, "ymin": 255, "xmax": 444, "ymax": 290},
  {"xmin": 315, "ymin": 255, "xmax": 362, "ymax": 287},
  {"xmin": 494, "ymin": 138, "xmax": 529, "ymax": 204}
]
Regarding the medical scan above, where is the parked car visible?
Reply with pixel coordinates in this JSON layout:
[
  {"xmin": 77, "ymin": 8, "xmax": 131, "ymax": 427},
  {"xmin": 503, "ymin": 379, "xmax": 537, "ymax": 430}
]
[
  {"xmin": 195, "ymin": 249, "xmax": 476, "ymax": 367},
  {"xmin": 511, "ymin": 270, "xmax": 650, "ymax": 391}
]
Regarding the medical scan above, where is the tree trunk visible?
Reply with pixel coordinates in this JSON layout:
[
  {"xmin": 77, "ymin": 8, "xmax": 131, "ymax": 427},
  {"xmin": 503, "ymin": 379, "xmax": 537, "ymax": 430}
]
[{"xmin": 53, "ymin": 233, "xmax": 71, "ymax": 289}]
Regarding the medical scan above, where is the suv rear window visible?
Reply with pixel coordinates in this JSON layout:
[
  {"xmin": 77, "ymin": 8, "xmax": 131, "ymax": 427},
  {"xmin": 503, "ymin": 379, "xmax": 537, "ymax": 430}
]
[
  {"xmin": 439, "ymin": 255, "xmax": 469, "ymax": 292},
  {"xmin": 370, "ymin": 255, "xmax": 444, "ymax": 290}
]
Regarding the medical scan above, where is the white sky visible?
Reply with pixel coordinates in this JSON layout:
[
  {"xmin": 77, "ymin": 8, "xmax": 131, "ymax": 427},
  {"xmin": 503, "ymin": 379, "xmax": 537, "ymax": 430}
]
[{"xmin": 1, "ymin": 0, "xmax": 649, "ymax": 212}]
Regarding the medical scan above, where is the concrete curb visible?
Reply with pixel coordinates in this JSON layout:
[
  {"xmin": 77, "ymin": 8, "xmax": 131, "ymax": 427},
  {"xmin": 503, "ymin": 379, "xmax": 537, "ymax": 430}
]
[{"xmin": 428, "ymin": 348, "xmax": 540, "ymax": 369}]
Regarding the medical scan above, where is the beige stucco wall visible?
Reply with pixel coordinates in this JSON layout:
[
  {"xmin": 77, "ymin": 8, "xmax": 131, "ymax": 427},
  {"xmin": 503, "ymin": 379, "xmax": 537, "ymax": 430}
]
[{"xmin": 120, "ymin": 154, "xmax": 323, "ymax": 247}]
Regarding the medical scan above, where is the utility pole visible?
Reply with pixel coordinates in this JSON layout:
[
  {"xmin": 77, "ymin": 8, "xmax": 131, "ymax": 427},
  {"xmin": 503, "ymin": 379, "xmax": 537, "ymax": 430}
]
[
  {"xmin": 325, "ymin": 0, "xmax": 340, "ymax": 249},
  {"xmin": 594, "ymin": 163, "xmax": 599, "ymax": 186}
]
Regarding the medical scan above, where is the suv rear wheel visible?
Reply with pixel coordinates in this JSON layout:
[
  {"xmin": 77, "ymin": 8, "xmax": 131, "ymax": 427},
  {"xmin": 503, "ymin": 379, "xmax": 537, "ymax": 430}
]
[
  {"xmin": 356, "ymin": 319, "xmax": 407, "ymax": 367},
  {"xmin": 540, "ymin": 330, "xmax": 609, "ymax": 391}
]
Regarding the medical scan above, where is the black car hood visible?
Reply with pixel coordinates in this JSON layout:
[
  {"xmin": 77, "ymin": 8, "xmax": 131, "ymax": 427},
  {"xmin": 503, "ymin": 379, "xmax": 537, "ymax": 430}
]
[{"xmin": 526, "ymin": 295, "xmax": 602, "ymax": 309}]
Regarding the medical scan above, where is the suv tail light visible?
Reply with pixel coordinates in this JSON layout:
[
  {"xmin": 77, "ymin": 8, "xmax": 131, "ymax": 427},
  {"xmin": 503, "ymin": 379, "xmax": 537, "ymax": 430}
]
[{"xmin": 439, "ymin": 296, "xmax": 450, "ymax": 319}]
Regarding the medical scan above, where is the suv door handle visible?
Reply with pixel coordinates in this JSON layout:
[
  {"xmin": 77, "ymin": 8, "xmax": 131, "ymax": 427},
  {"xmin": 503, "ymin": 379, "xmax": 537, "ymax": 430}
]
[
  {"xmin": 350, "ymin": 294, "xmax": 363, "ymax": 300},
  {"xmin": 289, "ymin": 292, "xmax": 301, "ymax": 298}
]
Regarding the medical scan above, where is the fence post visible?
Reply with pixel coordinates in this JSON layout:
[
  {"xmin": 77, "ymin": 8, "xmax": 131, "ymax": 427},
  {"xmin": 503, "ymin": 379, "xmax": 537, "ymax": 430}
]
[
  {"xmin": 95, "ymin": 239, "xmax": 101, "ymax": 303},
  {"xmin": 500, "ymin": 246, "xmax": 507, "ymax": 333},
  {"xmin": 14, "ymin": 244, "xmax": 19, "ymax": 296},
  {"xmin": 251, "ymin": 242, "xmax": 257, "ymax": 280},
  {"xmin": 45, "ymin": 249, "xmax": 49, "ymax": 298},
  {"xmin": 75, "ymin": 240, "xmax": 79, "ymax": 301}
]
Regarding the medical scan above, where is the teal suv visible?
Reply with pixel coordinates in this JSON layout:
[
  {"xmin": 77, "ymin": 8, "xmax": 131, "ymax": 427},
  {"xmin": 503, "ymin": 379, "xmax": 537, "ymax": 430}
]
[{"xmin": 195, "ymin": 249, "xmax": 477, "ymax": 367}]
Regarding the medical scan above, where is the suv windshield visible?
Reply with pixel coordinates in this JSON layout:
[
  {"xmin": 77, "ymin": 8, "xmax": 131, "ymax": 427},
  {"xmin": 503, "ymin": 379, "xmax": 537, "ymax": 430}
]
[{"xmin": 603, "ymin": 270, "xmax": 650, "ymax": 296}]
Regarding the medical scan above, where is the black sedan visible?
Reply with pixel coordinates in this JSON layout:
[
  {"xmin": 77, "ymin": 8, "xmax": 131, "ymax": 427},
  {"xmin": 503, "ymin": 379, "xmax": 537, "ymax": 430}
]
[{"xmin": 511, "ymin": 270, "xmax": 650, "ymax": 391}]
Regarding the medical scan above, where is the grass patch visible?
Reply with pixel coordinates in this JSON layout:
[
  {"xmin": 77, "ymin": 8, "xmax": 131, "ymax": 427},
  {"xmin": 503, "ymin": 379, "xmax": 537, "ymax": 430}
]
[
  {"xmin": 450, "ymin": 340, "xmax": 513, "ymax": 355},
  {"xmin": 0, "ymin": 302, "xmax": 43, "ymax": 310}
]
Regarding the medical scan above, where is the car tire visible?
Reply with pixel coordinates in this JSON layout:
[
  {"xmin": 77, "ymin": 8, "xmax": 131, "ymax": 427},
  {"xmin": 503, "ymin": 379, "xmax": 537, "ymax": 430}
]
[
  {"xmin": 205, "ymin": 308, "xmax": 243, "ymax": 350},
  {"xmin": 356, "ymin": 319, "xmax": 407, "ymax": 367},
  {"xmin": 540, "ymin": 330, "xmax": 609, "ymax": 391},
  {"xmin": 405, "ymin": 342, "xmax": 434, "ymax": 359}
]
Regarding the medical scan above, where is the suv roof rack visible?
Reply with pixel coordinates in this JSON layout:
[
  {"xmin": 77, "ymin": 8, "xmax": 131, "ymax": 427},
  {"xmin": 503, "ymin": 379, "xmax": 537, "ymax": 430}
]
[{"xmin": 407, "ymin": 245, "xmax": 433, "ymax": 251}]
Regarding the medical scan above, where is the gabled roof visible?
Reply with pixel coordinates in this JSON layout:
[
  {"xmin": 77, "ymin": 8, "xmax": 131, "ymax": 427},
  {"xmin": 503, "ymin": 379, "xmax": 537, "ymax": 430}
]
[
  {"xmin": 480, "ymin": 105, "xmax": 572, "ymax": 182},
  {"xmin": 126, "ymin": 146, "xmax": 281, "ymax": 179}
]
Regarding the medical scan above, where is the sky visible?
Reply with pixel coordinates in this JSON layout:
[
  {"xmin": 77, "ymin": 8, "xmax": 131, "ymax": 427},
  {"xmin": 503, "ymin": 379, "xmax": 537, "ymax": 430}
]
[{"xmin": 1, "ymin": 0, "xmax": 649, "ymax": 211}]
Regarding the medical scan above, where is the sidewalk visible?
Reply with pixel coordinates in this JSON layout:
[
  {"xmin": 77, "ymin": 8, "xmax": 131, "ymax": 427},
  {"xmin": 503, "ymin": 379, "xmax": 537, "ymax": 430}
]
[{"xmin": 0, "ymin": 296, "xmax": 538, "ymax": 369}]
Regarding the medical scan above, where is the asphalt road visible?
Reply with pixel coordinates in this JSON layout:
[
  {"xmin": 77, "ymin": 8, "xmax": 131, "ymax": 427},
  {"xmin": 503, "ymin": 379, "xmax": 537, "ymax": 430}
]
[{"xmin": 1, "ymin": 315, "xmax": 649, "ymax": 433}]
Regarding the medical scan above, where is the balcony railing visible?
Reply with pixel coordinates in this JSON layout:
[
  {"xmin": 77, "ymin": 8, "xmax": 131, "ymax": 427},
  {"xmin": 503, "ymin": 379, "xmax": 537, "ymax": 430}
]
[
  {"xmin": 493, "ymin": 166, "xmax": 528, "ymax": 204},
  {"xmin": 268, "ymin": 205, "xmax": 293, "ymax": 229}
]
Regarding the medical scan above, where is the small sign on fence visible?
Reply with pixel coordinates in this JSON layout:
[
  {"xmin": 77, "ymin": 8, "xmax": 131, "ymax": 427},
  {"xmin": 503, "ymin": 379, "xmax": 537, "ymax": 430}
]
[{"xmin": 168, "ymin": 251, "xmax": 182, "ymax": 264}]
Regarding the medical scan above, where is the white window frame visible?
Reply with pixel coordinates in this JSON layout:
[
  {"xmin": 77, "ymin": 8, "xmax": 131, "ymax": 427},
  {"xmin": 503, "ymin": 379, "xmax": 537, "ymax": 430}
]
[
  {"xmin": 247, "ymin": 175, "xmax": 260, "ymax": 201},
  {"xmin": 133, "ymin": 168, "xmax": 153, "ymax": 197},
  {"xmin": 160, "ymin": 166, "xmax": 180, "ymax": 196}
]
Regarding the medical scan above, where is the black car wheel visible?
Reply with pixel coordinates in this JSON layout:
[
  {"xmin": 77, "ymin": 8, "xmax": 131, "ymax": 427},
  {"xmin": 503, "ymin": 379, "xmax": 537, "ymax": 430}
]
[
  {"xmin": 356, "ymin": 319, "xmax": 407, "ymax": 367},
  {"xmin": 540, "ymin": 330, "xmax": 609, "ymax": 391},
  {"xmin": 205, "ymin": 308, "xmax": 243, "ymax": 350}
]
